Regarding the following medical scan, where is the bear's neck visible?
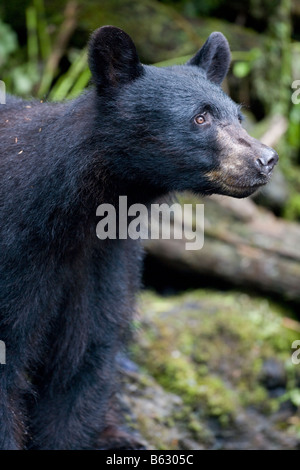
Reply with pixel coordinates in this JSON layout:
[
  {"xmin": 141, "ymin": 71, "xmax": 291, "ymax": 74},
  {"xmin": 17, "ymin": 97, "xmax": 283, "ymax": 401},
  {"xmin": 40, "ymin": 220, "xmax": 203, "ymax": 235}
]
[{"xmin": 39, "ymin": 91, "xmax": 165, "ymax": 250}]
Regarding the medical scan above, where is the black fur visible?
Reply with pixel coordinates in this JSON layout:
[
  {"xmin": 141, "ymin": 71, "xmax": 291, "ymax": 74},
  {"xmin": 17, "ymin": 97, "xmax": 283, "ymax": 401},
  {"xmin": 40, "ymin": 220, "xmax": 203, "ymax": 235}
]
[{"xmin": 0, "ymin": 26, "xmax": 278, "ymax": 449}]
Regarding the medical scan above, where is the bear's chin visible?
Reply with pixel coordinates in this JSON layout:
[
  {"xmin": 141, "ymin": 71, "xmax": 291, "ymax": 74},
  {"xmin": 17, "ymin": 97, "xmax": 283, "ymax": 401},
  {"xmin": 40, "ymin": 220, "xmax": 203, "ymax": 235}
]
[{"xmin": 217, "ymin": 182, "xmax": 264, "ymax": 199}]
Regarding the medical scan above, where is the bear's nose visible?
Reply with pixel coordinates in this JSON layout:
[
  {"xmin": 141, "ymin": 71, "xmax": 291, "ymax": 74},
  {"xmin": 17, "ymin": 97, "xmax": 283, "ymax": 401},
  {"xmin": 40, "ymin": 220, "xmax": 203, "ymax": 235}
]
[{"xmin": 255, "ymin": 147, "xmax": 279, "ymax": 174}]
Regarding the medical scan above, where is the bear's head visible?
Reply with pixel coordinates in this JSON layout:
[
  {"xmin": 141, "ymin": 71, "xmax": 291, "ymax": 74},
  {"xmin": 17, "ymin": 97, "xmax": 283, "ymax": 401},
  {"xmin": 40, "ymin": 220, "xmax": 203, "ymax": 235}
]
[{"xmin": 88, "ymin": 26, "xmax": 278, "ymax": 199}]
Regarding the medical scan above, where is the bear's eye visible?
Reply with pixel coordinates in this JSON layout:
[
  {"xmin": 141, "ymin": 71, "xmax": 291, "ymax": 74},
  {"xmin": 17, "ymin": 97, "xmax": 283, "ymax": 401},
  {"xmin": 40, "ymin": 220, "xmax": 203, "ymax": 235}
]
[
  {"xmin": 238, "ymin": 111, "xmax": 244, "ymax": 124},
  {"xmin": 194, "ymin": 114, "xmax": 206, "ymax": 125}
]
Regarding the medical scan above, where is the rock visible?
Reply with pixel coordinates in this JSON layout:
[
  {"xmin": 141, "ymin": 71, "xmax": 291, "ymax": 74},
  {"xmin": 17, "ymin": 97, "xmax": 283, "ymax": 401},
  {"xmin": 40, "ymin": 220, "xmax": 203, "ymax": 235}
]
[
  {"xmin": 119, "ymin": 290, "xmax": 300, "ymax": 450},
  {"xmin": 260, "ymin": 358, "xmax": 287, "ymax": 390}
]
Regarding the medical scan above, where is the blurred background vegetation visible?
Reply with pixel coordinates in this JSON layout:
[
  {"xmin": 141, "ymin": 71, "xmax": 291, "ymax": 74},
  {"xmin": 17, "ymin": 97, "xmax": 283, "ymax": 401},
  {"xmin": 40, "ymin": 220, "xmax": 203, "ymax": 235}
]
[{"xmin": 1, "ymin": 0, "xmax": 300, "ymax": 450}]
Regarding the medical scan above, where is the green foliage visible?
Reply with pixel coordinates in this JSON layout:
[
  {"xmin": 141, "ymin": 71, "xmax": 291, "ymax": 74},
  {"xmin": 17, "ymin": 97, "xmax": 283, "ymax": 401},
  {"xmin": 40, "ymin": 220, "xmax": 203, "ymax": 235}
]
[
  {"xmin": 250, "ymin": 0, "xmax": 278, "ymax": 19},
  {"xmin": 0, "ymin": 20, "xmax": 18, "ymax": 67},
  {"xmin": 160, "ymin": 0, "xmax": 224, "ymax": 17},
  {"xmin": 288, "ymin": 104, "xmax": 300, "ymax": 150},
  {"xmin": 232, "ymin": 48, "xmax": 261, "ymax": 78},
  {"xmin": 0, "ymin": 0, "xmax": 89, "ymax": 100},
  {"xmin": 284, "ymin": 193, "xmax": 300, "ymax": 220},
  {"xmin": 47, "ymin": 49, "xmax": 90, "ymax": 101},
  {"xmin": 253, "ymin": 0, "xmax": 292, "ymax": 116}
]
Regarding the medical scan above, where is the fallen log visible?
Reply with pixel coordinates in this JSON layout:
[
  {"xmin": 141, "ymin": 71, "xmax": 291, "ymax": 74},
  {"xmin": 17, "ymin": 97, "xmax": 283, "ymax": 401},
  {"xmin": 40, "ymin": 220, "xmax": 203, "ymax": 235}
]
[{"xmin": 143, "ymin": 195, "xmax": 300, "ymax": 303}]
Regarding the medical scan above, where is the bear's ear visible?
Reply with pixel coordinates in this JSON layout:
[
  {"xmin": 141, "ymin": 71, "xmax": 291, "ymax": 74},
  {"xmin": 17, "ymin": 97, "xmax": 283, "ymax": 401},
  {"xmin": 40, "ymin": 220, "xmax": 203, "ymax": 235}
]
[
  {"xmin": 187, "ymin": 32, "xmax": 231, "ymax": 85},
  {"xmin": 88, "ymin": 26, "xmax": 143, "ymax": 89}
]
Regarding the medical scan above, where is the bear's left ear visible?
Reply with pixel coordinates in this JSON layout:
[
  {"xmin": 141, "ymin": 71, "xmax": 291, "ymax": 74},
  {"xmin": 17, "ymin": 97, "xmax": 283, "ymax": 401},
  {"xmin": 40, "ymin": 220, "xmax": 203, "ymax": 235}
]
[
  {"xmin": 88, "ymin": 26, "xmax": 143, "ymax": 89},
  {"xmin": 187, "ymin": 32, "xmax": 231, "ymax": 85}
]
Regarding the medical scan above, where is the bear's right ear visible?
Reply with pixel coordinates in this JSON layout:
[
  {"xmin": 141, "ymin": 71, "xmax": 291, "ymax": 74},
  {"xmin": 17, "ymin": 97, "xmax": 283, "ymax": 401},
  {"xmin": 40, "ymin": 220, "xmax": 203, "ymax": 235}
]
[{"xmin": 88, "ymin": 26, "xmax": 143, "ymax": 89}]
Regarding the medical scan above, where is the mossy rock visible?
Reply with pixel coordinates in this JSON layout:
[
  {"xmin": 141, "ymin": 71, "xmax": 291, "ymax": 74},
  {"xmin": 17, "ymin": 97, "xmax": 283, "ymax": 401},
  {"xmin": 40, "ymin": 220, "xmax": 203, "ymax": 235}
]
[{"xmin": 126, "ymin": 289, "xmax": 300, "ymax": 448}]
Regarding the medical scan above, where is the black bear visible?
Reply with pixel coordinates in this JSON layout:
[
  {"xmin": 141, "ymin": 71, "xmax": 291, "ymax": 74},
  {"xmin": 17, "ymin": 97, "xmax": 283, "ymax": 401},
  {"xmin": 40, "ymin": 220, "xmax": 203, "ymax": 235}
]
[{"xmin": 0, "ymin": 26, "xmax": 278, "ymax": 450}]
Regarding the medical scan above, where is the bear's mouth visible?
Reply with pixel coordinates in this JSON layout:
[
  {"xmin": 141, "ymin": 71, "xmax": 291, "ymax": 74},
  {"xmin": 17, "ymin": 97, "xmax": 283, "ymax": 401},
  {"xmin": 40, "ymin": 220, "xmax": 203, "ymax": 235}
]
[
  {"xmin": 205, "ymin": 167, "xmax": 270, "ymax": 197},
  {"xmin": 218, "ymin": 180, "xmax": 265, "ymax": 198}
]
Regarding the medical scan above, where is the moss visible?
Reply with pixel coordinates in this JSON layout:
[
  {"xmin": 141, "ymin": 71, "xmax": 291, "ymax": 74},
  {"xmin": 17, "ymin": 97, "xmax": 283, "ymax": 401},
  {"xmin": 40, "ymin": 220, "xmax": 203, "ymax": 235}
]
[
  {"xmin": 284, "ymin": 193, "xmax": 300, "ymax": 220},
  {"xmin": 132, "ymin": 289, "xmax": 300, "ymax": 430}
]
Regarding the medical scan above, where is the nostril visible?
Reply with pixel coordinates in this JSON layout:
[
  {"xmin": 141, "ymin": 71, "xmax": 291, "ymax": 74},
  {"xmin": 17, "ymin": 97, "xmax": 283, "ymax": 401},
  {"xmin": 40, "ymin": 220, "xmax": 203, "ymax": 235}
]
[
  {"xmin": 257, "ymin": 155, "xmax": 275, "ymax": 167},
  {"xmin": 256, "ymin": 148, "xmax": 279, "ymax": 172}
]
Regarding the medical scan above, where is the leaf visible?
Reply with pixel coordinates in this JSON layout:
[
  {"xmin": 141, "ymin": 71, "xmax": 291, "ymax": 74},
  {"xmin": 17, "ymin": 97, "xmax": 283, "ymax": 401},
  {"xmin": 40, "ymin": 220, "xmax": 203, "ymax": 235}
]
[{"xmin": 233, "ymin": 61, "xmax": 250, "ymax": 78}]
